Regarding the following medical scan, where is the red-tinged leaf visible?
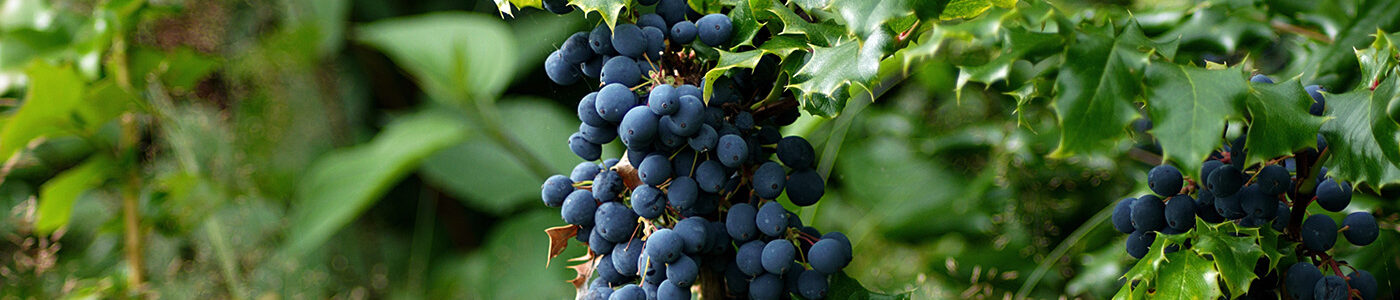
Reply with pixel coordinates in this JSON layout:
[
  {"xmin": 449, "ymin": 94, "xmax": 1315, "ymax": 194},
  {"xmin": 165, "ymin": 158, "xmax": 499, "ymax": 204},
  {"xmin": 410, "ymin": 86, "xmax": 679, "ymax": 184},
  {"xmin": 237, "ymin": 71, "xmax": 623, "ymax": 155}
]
[{"xmin": 545, "ymin": 224, "xmax": 579, "ymax": 268}]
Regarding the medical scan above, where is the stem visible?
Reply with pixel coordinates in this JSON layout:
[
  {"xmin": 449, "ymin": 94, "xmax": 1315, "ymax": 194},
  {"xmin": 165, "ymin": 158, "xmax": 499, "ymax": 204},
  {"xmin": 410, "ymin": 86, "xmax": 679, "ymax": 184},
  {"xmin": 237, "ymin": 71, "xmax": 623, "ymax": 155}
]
[
  {"xmin": 112, "ymin": 29, "xmax": 132, "ymax": 90},
  {"xmin": 1269, "ymin": 21, "xmax": 1332, "ymax": 44},
  {"xmin": 465, "ymin": 99, "xmax": 556, "ymax": 180},
  {"xmin": 1287, "ymin": 149, "xmax": 1328, "ymax": 239},
  {"xmin": 122, "ymin": 182, "xmax": 143, "ymax": 290},
  {"xmin": 120, "ymin": 114, "xmax": 144, "ymax": 292},
  {"xmin": 1015, "ymin": 201, "xmax": 1114, "ymax": 300},
  {"xmin": 749, "ymin": 76, "xmax": 792, "ymax": 111},
  {"xmin": 697, "ymin": 265, "xmax": 726, "ymax": 299},
  {"xmin": 207, "ymin": 217, "xmax": 248, "ymax": 300}
]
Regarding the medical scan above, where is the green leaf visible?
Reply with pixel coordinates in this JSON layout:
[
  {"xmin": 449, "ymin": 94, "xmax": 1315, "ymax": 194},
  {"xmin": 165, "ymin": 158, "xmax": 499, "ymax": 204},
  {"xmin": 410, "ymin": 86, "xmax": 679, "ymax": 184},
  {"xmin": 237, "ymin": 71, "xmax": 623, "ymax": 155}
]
[
  {"xmin": 955, "ymin": 25, "xmax": 1064, "ymax": 100},
  {"xmin": 419, "ymin": 98, "xmax": 582, "ymax": 215},
  {"xmin": 1142, "ymin": 62, "xmax": 1248, "ymax": 178},
  {"xmin": 788, "ymin": 39, "xmax": 892, "ymax": 117},
  {"xmin": 0, "ymin": 28, "xmax": 73, "ymax": 71},
  {"xmin": 0, "ymin": 63, "xmax": 85, "ymax": 163},
  {"xmin": 36, "ymin": 155, "xmax": 113, "ymax": 234},
  {"xmin": 569, "ymin": 0, "xmax": 628, "ymax": 29},
  {"xmin": 750, "ymin": 0, "xmax": 845, "ymax": 47},
  {"xmin": 1157, "ymin": 5, "xmax": 1271, "ymax": 54},
  {"xmin": 1147, "ymin": 248, "xmax": 1222, "ymax": 299},
  {"xmin": 357, "ymin": 12, "xmax": 517, "ymax": 104},
  {"xmin": 702, "ymin": 35, "xmax": 807, "ymax": 102},
  {"xmin": 941, "ymin": 0, "xmax": 1015, "ymax": 20},
  {"xmin": 827, "ymin": 271, "xmax": 912, "ymax": 299},
  {"xmin": 1320, "ymin": 74, "xmax": 1400, "ymax": 188},
  {"xmin": 1118, "ymin": 219, "xmax": 1268, "ymax": 299},
  {"xmin": 830, "ymin": 0, "xmax": 926, "ymax": 40},
  {"xmin": 1191, "ymin": 221, "xmax": 1266, "ymax": 299},
  {"xmin": 1049, "ymin": 22, "xmax": 1175, "ymax": 158},
  {"xmin": 1305, "ymin": 0, "xmax": 1400, "ymax": 88},
  {"xmin": 1356, "ymin": 30, "xmax": 1400, "ymax": 92},
  {"xmin": 1242, "ymin": 78, "xmax": 1328, "ymax": 166},
  {"xmin": 494, "ymin": 0, "xmax": 545, "ymax": 17},
  {"xmin": 283, "ymin": 111, "xmax": 468, "ymax": 257},
  {"xmin": 898, "ymin": 7, "xmax": 1006, "ymax": 71},
  {"xmin": 726, "ymin": 1, "xmax": 764, "ymax": 49}
]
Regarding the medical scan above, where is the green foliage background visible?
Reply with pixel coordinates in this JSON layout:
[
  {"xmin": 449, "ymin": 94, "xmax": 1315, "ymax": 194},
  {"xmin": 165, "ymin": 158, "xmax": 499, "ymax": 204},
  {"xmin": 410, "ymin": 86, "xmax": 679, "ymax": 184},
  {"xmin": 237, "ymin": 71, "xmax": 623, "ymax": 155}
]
[{"xmin": 0, "ymin": 0, "xmax": 1397, "ymax": 299}]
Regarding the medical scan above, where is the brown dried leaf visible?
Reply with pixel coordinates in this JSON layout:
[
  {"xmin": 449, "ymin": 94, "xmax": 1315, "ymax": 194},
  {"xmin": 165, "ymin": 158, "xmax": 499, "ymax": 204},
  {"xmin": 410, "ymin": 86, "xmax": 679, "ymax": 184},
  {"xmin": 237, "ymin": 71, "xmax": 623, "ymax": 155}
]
[
  {"xmin": 567, "ymin": 255, "xmax": 597, "ymax": 290},
  {"xmin": 568, "ymin": 253, "xmax": 594, "ymax": 262},
  {"xmin": 615, "ymin": 151, "xmax": 642, "ymax": 190},
  {"xmin": 545, "ymin": 224, "xmax": 578, "ymax": 268}
]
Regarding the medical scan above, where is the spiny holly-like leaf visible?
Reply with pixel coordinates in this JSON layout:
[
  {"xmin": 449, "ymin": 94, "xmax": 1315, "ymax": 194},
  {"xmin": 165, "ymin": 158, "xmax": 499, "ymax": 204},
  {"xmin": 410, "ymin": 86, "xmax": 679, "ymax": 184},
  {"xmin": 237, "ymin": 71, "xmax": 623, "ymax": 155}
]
[
  {"xmin": 1320, "ymin": 73, "xmax": 1400, "ymax": 188},
  {"xmin": 570, "ymin": 0, "xmax": 629, "ymax": 29},
  {"xmin": 1257, "ymin": 219, "xmax": 1289, "ymax": 272},
  {"xmin": 941, "ymin": 0, "xmax": 1016, "ymax": 20},
  {"xmin": 1191, "ymin": 220, "xmax": 1267, "ymax": 299},
  {"xmin": 1118, "ymin": 218, "xmax": 1269, "ymax": 299},
  {"xmin": 544, "ymin": 224, "xmax": 579, "ymax": 267},
  {"xmin": 831, "ymin": 0, "xmax": 943, "ymax": 40},
  {"xmin": 790, "ymin": 0, "xmax": 829, "ymax": 14},
  {"xmin": 1356, "ymin": 30, "xmax": 1400, "ymax": 92},
  {"xmin": 788, "ymin": 40, "xmax": 869, "ymax": 117},
  {"xmin": 1305, "ymin": 0, "xmax": 1400, "ymax": 88},
  {"xmin": 827, "ymin": 271, "xmax": 912, "ymax": 299},
  {"xmin": 702, "ymin": 35, "xmax": 808, "ymax": 102},
  {"xmin": 1243, "ymin": 78, "xmax": 1328, "ymax": 166},
  {"xmin": 727, "ymin": 1, "xmax": 764, "ymax": 49},
  {"xmin": 1147, "ymin": 247, "xmax": 1223, "ymax": 299},
  {"xmin": 1121, "ymin": 225, "xmax": 1193, "ymax": 284},
  {"xmin": 956, "ymin": 25, "xmax": 1064, "ymax": 100},
  {"xmin": 898, "ymin": 6, "xmax": 1008, "ymax": 72},
  {"xmin": 1113, "ymin": 280, "xmax": 1149, "ymax": 300},
  {"xmin": 0, "ymin": 63, "xmax": 86, "ymax": 164},
  {"xmin": 1049, "ymin": 21, "xmax": 1177, "ymax": 158},
  {"xmin": 493, "ymin": 0, "xmax": 543, "ymax": 17},
  {"xmin": 749, "ymin": 0, "xmax": 845, "ymax": 47},
  {"xmin": 1142, "ymin": 62, "xmax": 1248, "ymax": 179}
]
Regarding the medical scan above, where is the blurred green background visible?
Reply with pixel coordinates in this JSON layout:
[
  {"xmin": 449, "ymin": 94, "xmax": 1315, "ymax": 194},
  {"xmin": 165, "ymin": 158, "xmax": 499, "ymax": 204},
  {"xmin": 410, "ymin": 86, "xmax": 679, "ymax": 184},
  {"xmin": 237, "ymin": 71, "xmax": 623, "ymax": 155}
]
[{"xmin": 0, "ymin": 0, "xmax": 1395, "ymax": 299}]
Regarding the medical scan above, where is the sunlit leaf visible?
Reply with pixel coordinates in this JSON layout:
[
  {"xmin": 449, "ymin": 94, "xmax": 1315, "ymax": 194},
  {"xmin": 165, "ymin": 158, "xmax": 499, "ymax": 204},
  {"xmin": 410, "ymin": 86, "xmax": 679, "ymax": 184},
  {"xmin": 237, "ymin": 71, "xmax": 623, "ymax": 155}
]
[{"xmin": 35, "ymin": 155, "xmax": 112, "ymax": 234}]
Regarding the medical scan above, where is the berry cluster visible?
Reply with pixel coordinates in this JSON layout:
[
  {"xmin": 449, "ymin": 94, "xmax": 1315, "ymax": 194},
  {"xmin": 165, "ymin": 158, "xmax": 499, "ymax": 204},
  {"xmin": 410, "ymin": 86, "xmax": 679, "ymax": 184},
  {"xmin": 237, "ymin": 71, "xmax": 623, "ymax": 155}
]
[
  {"xmin": 537, "ymin": 1, "xmax": 854, "ymax": 299},
  {"xmin": 1112, "ymin": 76, "xmax": 1381, "ymax": 299},
  {"xmin": 544, "ymin": 0, "xmax": 733, "ymax": 88}
]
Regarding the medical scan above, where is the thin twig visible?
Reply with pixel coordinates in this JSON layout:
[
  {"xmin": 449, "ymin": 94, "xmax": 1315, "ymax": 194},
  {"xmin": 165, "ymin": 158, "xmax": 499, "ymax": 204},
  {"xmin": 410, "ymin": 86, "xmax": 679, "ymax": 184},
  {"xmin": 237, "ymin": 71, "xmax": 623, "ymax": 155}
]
[
  {"xmin": 1015, "ymin": 202, "xmax": 1114, "ymax": 299},
  {"xmin": 207, "ymin": 216, "xmax": 248, "ymax": 300},
  {"xmin": 1270, "ymin": 21, "xmax": 1332, "ymax": 44},
  {"xmin": 120, "ymin": 114, "xmax": 144, "ymax": 292}
]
